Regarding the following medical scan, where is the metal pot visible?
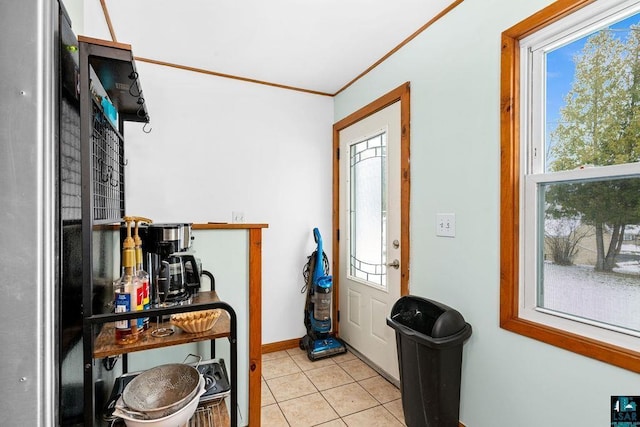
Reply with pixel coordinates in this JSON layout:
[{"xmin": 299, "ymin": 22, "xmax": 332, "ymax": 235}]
[{"xmin": 121, "ymin": 363, "xmax": 201, "ymax": 420}]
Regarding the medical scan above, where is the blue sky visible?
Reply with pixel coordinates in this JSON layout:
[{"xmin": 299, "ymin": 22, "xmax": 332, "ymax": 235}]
[{"xmin": 545, "ymin": 13, "xmax": 640, "ymax": 149}]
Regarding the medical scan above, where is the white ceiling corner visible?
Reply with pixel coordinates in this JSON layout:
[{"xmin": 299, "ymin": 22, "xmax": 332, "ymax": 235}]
[{"xmin": 103, "ymin": 0, "xmax": 459, "ymax": 95}]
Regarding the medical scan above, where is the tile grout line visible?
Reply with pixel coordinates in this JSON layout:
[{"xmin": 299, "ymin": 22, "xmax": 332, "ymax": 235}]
[
  {"xmin": 301, "ymin": 362, "xmax": 343, "ymax": 425},
  {"xmin": 263, "ymin": 351, "xmax": 405, "ymax": 426},
  {"xmin": 275, "ymin": 400, "xmax": 292, "ymax": 426},
  {"xmin": 268, "ymin": 375, "xmax": 294, "ymax": 427},
  {"xmin": 262, "ymin": 374, "xmax": 292, "ymax": 426},
  {"xmin": 305, "ymin": 359, "xmax": 386, "ymax": 424}
]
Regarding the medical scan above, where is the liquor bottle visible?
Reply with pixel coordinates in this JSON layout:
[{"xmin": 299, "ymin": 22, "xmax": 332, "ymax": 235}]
[
  {"xmin": 133, "ymin": 217, "xmax": 152, "ymax": 330},
  {"xmin": 114, "ymin": 218, "xmax": 140, "ymax": 344}
]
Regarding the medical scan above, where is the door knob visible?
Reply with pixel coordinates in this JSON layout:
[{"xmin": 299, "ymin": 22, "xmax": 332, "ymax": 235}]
[{"xmin": 387, "ymin": 259, "xmax": 400, "ymax": 269}]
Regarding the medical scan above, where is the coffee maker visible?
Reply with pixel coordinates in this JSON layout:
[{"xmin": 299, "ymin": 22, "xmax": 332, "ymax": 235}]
[{"xmin": 142, "ymin": 223, "xmax": 201, "ymax": 306}]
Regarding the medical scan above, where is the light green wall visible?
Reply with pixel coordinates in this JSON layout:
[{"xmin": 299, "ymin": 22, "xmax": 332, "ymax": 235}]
[
  {"xmin": 334, "ymin": 0, "xmax": 640, "ymax": 425},
  {"xmin": 127, "ymin": 229, "xmax": 250, "ymax": 426}
]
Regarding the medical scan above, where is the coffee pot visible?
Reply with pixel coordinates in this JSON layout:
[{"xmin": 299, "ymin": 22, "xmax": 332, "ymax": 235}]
[
  {"xmin": 142, "ymin": 223, "xmax": 201, "ymax": 305},
  {"xmin": 159, "ymin": 242, "xmax": 186, "ymax": 294}
]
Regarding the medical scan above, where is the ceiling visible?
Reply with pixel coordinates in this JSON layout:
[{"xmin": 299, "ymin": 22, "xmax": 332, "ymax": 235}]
[{"xmin": 102, "ymin": 0, "xmax": 459, "ymax": 95}]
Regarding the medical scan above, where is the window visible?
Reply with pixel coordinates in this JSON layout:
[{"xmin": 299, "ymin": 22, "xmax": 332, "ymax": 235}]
[{"xmin": 501, "ymin": 0, "xmax": 640, "ymax": 373}]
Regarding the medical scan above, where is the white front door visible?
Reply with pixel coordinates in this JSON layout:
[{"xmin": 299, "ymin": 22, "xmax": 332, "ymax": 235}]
[{"xmin": 337, "ymin": 101, "xmax": 402, "ymax": 381}]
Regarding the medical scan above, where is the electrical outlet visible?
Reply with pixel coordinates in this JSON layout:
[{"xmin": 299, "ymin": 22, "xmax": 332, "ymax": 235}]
[
  {"xmin": 232, "ymin": 211, "xmax": 245, "ymax": 223},
  {"xmin": 436, "ymin": 213, "xmax": 455, "ymax": 237}
]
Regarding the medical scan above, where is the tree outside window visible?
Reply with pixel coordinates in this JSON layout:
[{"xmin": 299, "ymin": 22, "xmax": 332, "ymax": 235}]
[{"xmin": 546, "ymin": 21, "xmax": 640, "ymax": 274}]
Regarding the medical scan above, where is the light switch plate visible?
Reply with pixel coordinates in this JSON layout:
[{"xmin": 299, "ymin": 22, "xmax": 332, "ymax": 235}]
[
  {"xmin": 436, "ymin": 213, "xmax": 455, "ymax": 237},
  {"xmin": 232, "ymin": 211, "xmax": 245, "ymax": 223}
]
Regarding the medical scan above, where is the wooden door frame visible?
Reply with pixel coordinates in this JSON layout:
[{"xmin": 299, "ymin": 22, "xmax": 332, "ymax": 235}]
[{"xmin": 332, "ymin": 82, "xmax": 411, "ymax": 335}]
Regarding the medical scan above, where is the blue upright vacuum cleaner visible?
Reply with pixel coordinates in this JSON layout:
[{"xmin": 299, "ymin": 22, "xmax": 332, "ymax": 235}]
[{"xmin": 299, "ymin": 228, "xmax": 347, "ymax": 361}]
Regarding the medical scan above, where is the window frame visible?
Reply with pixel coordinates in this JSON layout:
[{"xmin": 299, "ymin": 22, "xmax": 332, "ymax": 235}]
[{"xmin": 500, "ymin": 0, "xmax": 640, "ymax": 373}]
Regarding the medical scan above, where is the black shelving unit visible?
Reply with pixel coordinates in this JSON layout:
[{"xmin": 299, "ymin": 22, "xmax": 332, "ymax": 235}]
[{"xmin": 77, "ymin": 37, "xmax": 237, "ymax": 426}]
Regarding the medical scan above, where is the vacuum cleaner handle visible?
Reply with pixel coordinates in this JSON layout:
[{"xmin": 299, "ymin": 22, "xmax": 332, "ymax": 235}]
[{"xmin": 313, "ymin": 228, "xmax": 324, "ymax": 283}]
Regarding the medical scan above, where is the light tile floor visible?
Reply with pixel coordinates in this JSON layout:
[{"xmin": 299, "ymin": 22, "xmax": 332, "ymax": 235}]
[{"xmin": 261, "ymin": 347, "xmax": 405, "ymax": 427}]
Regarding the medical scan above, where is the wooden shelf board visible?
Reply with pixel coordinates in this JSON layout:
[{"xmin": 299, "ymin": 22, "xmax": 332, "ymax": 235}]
[{"xmin": 93, "ymin": 291, "xmax": 231, "ymax": 358}]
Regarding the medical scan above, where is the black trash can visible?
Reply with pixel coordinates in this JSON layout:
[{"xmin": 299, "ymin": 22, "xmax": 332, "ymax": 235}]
[{"xmin": 387, "ymin": 295, "xmax": 472, "ymax": 427}]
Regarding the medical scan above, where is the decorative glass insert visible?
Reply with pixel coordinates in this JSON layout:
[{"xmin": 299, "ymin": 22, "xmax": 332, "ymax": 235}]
[{"xmin": 348, "ymin": 131, "xmax": 387, "ymax": 288}]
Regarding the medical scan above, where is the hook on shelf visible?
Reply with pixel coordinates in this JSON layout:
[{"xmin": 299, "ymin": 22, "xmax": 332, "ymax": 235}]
[
  {"xmin": 136, "ymin": 98, "xmax": 146, "ymax": 119},
  {"xmin": 128, "ymin": 71, "xmax": 141, "ymax": 98}
]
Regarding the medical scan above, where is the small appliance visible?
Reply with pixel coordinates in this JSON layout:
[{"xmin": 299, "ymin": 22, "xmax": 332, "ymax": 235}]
[
  {"xmin": 299, "ymin": 228, "xmax": 347, "ymax": 360},
  {"xmin": 142, "ymin": 223, "xmax": 202, "ymax": 306}
]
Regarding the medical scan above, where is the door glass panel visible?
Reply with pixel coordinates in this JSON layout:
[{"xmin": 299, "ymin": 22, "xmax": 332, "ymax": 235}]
[{"xmin": 348, "ymin": 131, "xmax": 387, "ymax": 289}]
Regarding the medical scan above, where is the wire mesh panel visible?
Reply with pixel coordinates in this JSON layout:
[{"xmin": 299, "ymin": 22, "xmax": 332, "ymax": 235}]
[{"xmin": 92, "ymin": 101, "xmax": 124, "ymax": 221}]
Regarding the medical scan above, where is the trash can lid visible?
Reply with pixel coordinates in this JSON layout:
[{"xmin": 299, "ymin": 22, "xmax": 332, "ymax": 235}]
[{"xmin": 389, "ymin": 295, "xmax": 468, "ymax": 339}]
